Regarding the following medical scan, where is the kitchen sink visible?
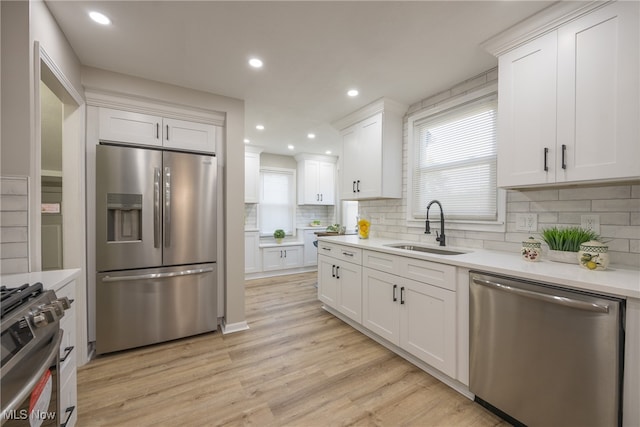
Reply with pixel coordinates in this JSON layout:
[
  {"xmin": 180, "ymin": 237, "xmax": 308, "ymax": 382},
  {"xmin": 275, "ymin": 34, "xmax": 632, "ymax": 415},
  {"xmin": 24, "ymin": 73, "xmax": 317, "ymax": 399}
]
[{"xmin": 384, "ymin": 243, "xmax": 468, "ymax": 256}]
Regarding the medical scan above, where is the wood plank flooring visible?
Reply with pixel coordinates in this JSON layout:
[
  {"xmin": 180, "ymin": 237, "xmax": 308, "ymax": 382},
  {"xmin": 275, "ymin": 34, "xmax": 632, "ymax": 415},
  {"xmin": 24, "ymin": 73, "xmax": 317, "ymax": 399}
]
[{"xmin": 77, "ymin": 272, "xmax": 508, "ymax": 426}]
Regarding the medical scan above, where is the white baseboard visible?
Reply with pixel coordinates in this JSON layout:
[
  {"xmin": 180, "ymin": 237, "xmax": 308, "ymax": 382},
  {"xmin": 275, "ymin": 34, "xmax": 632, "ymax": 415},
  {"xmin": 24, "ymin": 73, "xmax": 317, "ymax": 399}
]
[
  {"xmin": 245, "ymin": 266, "xmax": 317, "ymax": 280},
  {"xmin": 221, "ymin": 319, "xmax": 250, "ymax": 334}
]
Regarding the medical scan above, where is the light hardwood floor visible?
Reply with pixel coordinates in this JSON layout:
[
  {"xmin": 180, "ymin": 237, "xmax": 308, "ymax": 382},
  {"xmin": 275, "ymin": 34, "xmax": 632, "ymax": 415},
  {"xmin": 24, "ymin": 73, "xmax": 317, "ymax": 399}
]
[{"xmin": 77, "ymin": 272, "xmax": 508, "ymax": 426}]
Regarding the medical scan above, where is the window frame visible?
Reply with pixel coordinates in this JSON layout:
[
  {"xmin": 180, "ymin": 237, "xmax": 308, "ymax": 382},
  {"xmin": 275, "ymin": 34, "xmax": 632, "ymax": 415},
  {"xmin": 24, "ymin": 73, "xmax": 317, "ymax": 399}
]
[
  {"xmin": 406, "ymin": 83, "xmax": 506, "ymax": 233},
  {"xmin": 258, "ymin": 166, "xmax": 297, "ymax": 237}
]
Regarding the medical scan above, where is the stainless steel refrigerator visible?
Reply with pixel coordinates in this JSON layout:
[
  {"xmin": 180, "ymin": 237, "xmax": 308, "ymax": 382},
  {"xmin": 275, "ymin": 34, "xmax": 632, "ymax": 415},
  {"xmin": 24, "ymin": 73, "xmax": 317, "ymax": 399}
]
[{"xmin": 95, "ymin": 144, "xmax": 217, "ymax": 354}]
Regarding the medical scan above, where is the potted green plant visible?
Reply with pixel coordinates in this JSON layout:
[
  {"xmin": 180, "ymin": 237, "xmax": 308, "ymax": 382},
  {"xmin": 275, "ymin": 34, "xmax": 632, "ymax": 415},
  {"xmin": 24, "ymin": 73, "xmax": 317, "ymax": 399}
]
[
  {"xmin": 273, "ymin": 229, "xmax": 285, "ymax": 244},
  {"xmin": 540, "ymin": 226, "xmax": 600, "ymax": 263}
]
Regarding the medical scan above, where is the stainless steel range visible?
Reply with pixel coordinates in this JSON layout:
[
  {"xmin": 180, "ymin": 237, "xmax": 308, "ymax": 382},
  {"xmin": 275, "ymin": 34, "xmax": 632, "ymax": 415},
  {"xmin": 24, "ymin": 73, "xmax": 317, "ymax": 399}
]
[{"xmin": 0, "ymin": 283, "xmax": 72, "ymax": 426}]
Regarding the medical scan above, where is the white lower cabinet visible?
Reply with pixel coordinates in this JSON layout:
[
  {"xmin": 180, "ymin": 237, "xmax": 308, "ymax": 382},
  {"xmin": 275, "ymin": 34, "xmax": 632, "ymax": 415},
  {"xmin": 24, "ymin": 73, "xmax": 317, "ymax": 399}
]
[
  {"xmin": 52, "ymin": 278, "xmax": 78, "ymax": 427},
  {"xmin": 244, "ymin": 231, "xmax": 261, "ymax": 273},
  {"xmin": 318, "ymin": 254, "xmax": 362, "ymax": 323},
  {"xmin": 363, "ymin": 267, "xmax": 456, "ymax": 377},
  {"xmin": 321, "ymin": 244, "xmax": 458, "ymax": 379},
  {"xmin": 262, "ymin": 246, "xmax": 303, "ymax": 271}
]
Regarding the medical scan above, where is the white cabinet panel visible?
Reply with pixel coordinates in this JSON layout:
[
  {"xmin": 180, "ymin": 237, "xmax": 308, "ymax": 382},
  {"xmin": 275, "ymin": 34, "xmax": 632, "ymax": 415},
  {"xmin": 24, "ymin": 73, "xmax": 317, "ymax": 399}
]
[
  {"xmin": 363, "ymin": 268, "xmax": 400, "ymax": 344},
  {"xmin": 400, "ymin": 277, "xmax": 456, "ymax": 377},
  {"xmin": 244, "ymin": 231, "xmax": 260, "ymax": 273},
  {"xmin": 262, "ymin": 246, "xmax": 303, "ymax": 272},
  {"xmin": 296, "ymin": 155, "xmax": 336, "ymax": 205},
  {"xmin": 497, "ymin": 31, "xmax": 558, "ymax": 187},
  {"xmin": 318, "ymin": 250, "xmax": 362, "ymax": 324},
  {"xmin": 557, "ymin": 1, "xmax": 640, "ymax": 182},
  {"xmin": 99, "ymin": 108, "xmax": 163, "ymax": 147},
  {"xmin": 244, "ymin": 149, "xmax": 261, "ymax": 203},
  {"xmin": 163, "ymin": 117, "xmax": 219, "ymax": 153}
]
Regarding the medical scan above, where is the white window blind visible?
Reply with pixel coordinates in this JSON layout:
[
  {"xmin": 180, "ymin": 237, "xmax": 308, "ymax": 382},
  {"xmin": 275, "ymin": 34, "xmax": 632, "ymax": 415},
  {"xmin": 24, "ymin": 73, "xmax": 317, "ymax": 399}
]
[
  {"xmin": 411, "ymin": 94, "xmax": 497, "ymax": 221},
  {"xmin": 259, "ymin": 168, "xmax": 295, "ymax": 235}
]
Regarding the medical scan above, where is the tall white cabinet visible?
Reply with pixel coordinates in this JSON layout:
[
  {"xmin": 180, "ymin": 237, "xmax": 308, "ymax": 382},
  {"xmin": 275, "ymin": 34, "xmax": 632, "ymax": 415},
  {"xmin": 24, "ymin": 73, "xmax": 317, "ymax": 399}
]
[
  {"xmin": 490, "ymin": 1, "xmax": 640, "ymax": 187},
  {"xmin": 333, "ymin": 98, "xmax": 407, "ymax": 200}
]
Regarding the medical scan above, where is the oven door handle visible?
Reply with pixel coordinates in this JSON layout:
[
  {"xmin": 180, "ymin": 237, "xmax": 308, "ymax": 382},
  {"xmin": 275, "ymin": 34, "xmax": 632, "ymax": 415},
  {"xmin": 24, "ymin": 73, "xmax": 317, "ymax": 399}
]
[{"xmin": 2, "ymin": 331, "xmax": 62, "ymax": 416}]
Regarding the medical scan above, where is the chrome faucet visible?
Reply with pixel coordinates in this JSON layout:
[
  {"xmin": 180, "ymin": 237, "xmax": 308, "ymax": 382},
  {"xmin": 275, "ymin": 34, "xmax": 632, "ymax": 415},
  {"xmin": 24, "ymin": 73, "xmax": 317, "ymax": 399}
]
[{"xmin": 425, "ymin": 200, "xmax": 446, "ymax": 246}]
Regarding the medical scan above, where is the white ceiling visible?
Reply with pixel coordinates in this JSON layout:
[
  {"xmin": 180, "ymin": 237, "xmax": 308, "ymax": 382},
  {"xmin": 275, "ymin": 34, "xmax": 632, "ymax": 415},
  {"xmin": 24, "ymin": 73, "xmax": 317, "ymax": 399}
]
[{"xmin": 45, "ymin": 1, "xmax": 555, "ymax": 156}]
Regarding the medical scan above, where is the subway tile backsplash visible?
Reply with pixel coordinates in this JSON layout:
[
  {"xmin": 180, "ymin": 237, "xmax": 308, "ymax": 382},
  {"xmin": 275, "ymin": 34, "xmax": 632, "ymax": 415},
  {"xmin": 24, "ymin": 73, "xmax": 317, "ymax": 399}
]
[{"xmin": 1, "ymin": 176, "xmax": 30, "ymax": 274}]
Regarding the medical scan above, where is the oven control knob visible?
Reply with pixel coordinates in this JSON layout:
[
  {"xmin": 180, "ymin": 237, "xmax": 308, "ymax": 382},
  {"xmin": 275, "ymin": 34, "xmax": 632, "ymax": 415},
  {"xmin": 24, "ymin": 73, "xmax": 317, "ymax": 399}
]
[{"xmin": 32, "ymin": 311, "xmax": 48, "ymax": 327}]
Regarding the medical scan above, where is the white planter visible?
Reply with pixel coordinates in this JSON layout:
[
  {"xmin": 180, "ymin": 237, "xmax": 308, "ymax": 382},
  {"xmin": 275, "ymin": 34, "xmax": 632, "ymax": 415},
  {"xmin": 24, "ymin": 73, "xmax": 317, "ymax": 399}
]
[{"xmin": 547, "ymin": 249, "xmax": 578, "ymax": 264}]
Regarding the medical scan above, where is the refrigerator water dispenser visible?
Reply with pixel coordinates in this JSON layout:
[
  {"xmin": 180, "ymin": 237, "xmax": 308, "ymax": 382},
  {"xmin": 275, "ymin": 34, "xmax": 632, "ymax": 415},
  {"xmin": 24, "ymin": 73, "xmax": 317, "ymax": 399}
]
[{"xmin": 107, "ymin": 193, "xmax": 142, "ymax": 242}]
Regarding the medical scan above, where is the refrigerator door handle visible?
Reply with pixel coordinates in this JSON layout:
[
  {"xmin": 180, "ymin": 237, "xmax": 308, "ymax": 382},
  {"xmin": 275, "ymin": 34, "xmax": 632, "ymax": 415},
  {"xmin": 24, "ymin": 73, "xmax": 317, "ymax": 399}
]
[
  {"xmin": 164, "ymin": 166, "xmax": 171, "ymax": 248},
  {"xmin": 154, "ymin": 167, "xmax": 161, "ymax": 248},
  {"xmin": 101, "ymin": 267, "xmax": 214, "ymax": 282}
]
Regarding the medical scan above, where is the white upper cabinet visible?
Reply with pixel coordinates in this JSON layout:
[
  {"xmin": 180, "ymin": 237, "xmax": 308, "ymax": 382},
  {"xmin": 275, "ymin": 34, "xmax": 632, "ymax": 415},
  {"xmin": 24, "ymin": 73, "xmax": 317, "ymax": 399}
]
[
  {"xmin": 497, "ymin": 32, "xmax": 558, "ymax": 186},
  {"xmin": 245, "ymin": 147, "xmax": 262, "ymax": 203},
  {"xmin": 295, "ymin": 154, "xmax": 336, "ymax": 205},
  {"xmin": 99, "ymin": 107, "xmax": 220, "ymax": 154},
  {"xmin": 163, "ymin": 117, "xmax": 220, "ymax": 153},
  {"xmin": 490, "ymin": 1, "xmax": 640, "ymax": 187},
  {"xmin": 99, "ymin": 108, "xmax": 163, "ymax": 148},
  {"xmin": 333, "ymin": 98, "xmax": 406, "ymax": 200}
]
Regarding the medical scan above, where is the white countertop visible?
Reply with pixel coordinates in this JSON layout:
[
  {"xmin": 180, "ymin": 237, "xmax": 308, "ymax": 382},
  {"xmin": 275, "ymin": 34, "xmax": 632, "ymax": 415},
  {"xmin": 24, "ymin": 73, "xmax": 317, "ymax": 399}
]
[
  {"xmin": 1, "ymin": 269, "xmax": 81, "ymax": 292},
  {"xmin": 318, "ymin": 235, "xmax": 640, "ymax": 299}
]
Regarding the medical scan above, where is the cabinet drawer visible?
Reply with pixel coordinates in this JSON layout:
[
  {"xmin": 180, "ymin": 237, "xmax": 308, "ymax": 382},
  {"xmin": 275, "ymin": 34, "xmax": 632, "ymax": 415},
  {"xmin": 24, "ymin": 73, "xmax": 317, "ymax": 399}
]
[
  {"xmin": 318, "ymin": 242, "xmax": 362, "ymax": 264},
  {"xmin": 399, "ymin": 258, "xmax": 456, "ymax": 291},
  {"xmin": 363, "ymin": 250, "xmax": 400, "ymax": 274}
]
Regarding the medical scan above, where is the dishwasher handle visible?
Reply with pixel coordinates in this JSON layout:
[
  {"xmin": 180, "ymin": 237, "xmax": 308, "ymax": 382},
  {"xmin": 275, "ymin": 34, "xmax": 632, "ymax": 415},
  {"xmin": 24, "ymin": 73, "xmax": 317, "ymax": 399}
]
[{"xmin": 471, "ymin": 277, "xmax": 610, "ymax": 313}]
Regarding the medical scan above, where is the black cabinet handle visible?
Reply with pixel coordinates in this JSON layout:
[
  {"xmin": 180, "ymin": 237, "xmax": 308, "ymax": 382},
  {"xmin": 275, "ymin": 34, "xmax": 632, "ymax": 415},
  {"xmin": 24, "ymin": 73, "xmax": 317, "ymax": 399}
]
[
  {"xmin": 336, "ymin": 266, "xmax": 340, "ymax": 279},
  {"xmin": 332, "ymin": 265, "xmax": 336, "ymax": 278},
  {"xmin": 561, "ymin": 144, "xmax": 567, "ymax": 169},
  {"xmin": 284, "ymin": 250, "xmax": 287, "ymax": 258},
  {"xmin": 320, "ymin": 194, "xmax": 323, "ymax": 202},
  {"xmin": 352, "ymin": 181, "xmax": 356, "ymax": 193},
  {"xmin": 356, "ymin": 180, "xmax": 360, "ymax": 192},
  {"xmin": 166, "ymin": 124, "xmax": 170, "ymax": 141},
  {"xmin": 60, "ymin": 346, "xmax": 74, "ymax": 363},
  {"xmin": 61, "ymin": 406, "xmax": 76, "ymax": 427},
  {"xmin": 393, "ymin": 284, "xmax": 397, "ymax": 302},
  {"xmin": 156, "ymin": 123, "xmax": 160, "ymax": 139},
  {"xmin": 400, "ymin": 287, "xmax": 405, "ymax": 304},
  {"xmin": 544, "ymin": 147, "xmax": 549, "ymax": 172}
]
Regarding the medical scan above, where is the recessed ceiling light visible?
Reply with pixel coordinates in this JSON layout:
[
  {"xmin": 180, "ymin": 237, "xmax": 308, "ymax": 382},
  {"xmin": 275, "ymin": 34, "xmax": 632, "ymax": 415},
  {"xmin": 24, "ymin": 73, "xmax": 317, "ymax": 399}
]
[
  {"xmin": 89, "ymin": 11, "xmax": 111, "ymax": 25},
  {"xmin": 325, "ymin": 150, "xmax": 332, "ymax": 155},
  {"xmin": 256, "ymin": 124, "xmax": 265, "ymax": 130},
  {"xmin": 287, "ymin": 145, "xmax": 295, "ymax": 150},
  {"xmin": 307, "ymin": 133, "xmax": 316, "ymax": 139},
  {"xmin": 244, "ymin": 138, "xmax": 250, "ymax": 144},
  {"xmin": 249, "ymin": 58, "xmax": 263, "ymax": 68},
  {"xmin": 347, "ymin": 89, "xmax": 359, "ymax": 97}
]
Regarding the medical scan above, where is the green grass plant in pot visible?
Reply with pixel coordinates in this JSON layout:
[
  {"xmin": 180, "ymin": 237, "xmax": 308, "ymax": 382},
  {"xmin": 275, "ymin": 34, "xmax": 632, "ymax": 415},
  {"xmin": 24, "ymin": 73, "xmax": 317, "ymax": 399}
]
[
  {"xmin": 540, "ymin": 226, "xmax": 600, "ymax": 263},
  {"xmin": 273, "ymin": 229, "xmax": 285, "ymax": 244}
]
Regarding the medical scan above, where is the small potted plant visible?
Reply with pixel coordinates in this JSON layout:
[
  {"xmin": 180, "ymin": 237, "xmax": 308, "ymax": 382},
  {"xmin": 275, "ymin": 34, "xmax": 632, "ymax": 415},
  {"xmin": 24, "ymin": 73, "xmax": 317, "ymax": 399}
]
[
  {"xmin": 273, "ymin": 229, "xmax": 285, "ymax": 244},
  {"xmin": 540, "ymin": 226, "xmax": 600, "ymax": 263}
]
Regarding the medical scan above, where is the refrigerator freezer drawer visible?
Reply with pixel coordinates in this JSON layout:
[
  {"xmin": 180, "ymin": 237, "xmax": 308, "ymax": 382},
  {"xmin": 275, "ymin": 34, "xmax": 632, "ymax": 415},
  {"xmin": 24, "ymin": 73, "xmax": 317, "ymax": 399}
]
[{"xmin": 96, "ymin": 263, "xmax": 217, "ymax": 354}]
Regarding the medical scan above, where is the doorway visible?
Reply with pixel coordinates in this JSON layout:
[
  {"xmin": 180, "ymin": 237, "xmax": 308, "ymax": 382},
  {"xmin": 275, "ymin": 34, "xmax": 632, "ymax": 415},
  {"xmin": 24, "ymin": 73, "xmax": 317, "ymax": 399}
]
[{"xmin": 40, "ymin": 80, "xmax": 64, "ymax": 270}]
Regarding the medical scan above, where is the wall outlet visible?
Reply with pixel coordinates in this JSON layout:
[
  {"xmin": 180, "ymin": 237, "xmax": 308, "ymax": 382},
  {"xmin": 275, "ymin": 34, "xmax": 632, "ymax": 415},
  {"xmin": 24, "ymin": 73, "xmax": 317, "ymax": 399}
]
[
  {"xmin": 581, "ymin": 215, "xmax": 600, "ymax": 234},
  {"xmin": 515, "ymin": 213, "xmax": 538, "ymax": 232}
]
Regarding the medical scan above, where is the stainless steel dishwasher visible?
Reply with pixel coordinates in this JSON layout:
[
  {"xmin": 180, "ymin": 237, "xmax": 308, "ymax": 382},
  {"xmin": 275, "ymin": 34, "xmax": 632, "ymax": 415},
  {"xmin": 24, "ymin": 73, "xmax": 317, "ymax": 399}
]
[{"xmin": 469, "ymin": 271, "xmax": 624, "ymax": 427}]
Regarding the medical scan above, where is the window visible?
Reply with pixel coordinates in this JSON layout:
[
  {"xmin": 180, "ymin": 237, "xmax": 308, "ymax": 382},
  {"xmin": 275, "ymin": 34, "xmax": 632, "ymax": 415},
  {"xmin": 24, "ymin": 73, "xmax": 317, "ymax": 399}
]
[
  {"xmin": 408, "ymin": 88, "xmax": 503, "ymax": 229},
  {"xmin": 259, "ymin": 168, "xmax": 295, "ymax": 236}
]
